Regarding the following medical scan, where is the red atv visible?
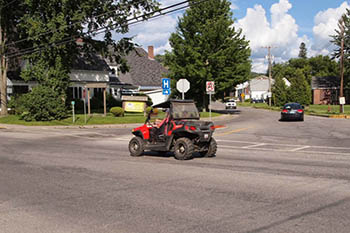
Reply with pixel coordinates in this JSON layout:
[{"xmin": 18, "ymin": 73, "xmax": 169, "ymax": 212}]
[{"xmin": 128, "ymin": 99, "xmax": 217, "ymax": 160}]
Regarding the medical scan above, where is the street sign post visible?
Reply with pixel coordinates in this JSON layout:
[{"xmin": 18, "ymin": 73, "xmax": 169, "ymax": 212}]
[
  {"xmin": 176, "ymin": 79, "xmax": 190, "ymax": 99},
  {"xmin": 206, "ymin": 81, "xmax": 215, "ymax": 121},
  {"xmin": 71, "ymin": 101, "xmax": 75, "ymax": 123},
  {"xmin": 162, "ymin": 78, "xmax": 171, "ymax": 96},
  {"xmin": 83, "ymin": 88, "xmax": 87, "ymax": 124}
]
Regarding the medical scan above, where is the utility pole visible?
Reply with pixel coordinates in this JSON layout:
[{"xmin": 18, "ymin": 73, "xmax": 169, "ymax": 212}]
[
  {"xmin": 0, "ymin": 11, "xmax": 8, "ymax": 116},
  {"xmin": 339, "ymin": 16, "xmax": 345, "ymax": 114},
  {"xmin": 263, "ymin": 46, "xmax": 276, "ymax": 106}
]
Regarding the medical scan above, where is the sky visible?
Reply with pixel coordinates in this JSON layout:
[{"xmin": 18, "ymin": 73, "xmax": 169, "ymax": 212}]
[{"xmin": 111, "ymin": 0, "xmax": 350, "ymax": 73}]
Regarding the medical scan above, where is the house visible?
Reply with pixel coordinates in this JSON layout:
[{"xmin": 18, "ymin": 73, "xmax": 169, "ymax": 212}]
[
  {"xmin": 111, "ymin": 46, "xmax": 169, "ymax": 105},
  {"xmin": 235, "ymin": 75, "xmax": 291, "ymax": 102},
  {"xmin": 311, "ymin": 76, "xmax": 349, "ymax": 104},
  {"xmin": 235, "ymin": 75, "xmax": 273, "ymax": 102},
  {"xmin": 6, "ymin": 45, "xmax": 169, "ymax": 106}
]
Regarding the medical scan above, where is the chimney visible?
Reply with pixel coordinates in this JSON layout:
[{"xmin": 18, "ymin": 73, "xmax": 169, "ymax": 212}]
[{"xmin": 148, "ymin": 46, "xmax": 154, "ymax": 59}]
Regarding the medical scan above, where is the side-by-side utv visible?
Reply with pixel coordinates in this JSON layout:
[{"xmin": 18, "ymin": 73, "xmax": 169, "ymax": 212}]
[{"xmin": 128, "ymin": 99, "xmax": 217, "ymax": 160}]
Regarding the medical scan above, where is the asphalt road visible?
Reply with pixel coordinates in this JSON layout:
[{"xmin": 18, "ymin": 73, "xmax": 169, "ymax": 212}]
[{"xmin": 1, "ymin": 107, "xmax": 350, "ymax": 233}]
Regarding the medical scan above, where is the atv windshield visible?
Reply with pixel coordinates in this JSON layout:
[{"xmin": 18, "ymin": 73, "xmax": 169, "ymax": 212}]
[{"xmin": 171, "ymin": 102, "xmax": 200, "ymax": 120}]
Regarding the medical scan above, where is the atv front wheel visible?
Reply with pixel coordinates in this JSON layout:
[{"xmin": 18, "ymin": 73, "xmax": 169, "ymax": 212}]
[
  {"xmin": 200, "ymin": 138, "xmax": 217, "ymax": 157},
  {"xmin": 129, "ymin": 136, "xmax": 145, "ymax": 157},
  {"xmin": 174, "ymin": 138, "xmax": 194, "ymax": 160}
]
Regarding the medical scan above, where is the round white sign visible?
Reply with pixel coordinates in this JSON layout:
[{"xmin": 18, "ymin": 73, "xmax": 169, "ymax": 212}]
[{"xmin": 176, "ymin": 79, "xmax": 190, "ymax": 93}]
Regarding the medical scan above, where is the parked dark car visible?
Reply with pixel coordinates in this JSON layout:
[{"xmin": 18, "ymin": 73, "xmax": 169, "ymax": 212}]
[{"xmin": 280, "ymin": 103, "xmax": 304, "ymax": 121}]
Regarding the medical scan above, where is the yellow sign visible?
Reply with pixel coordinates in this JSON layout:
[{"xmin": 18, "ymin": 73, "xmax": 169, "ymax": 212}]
[{"xmin": 124, "ymin": 101, "xmax": 145, "ymax": 112}]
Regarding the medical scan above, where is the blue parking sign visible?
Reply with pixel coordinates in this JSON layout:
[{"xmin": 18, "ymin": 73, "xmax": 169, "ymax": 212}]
[{"xmin": 162, "ymin": 78, "xmax": 170, "ymax": 90}]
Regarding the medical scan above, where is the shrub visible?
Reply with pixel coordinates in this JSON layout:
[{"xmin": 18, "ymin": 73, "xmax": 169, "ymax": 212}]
[
  {"xmin": 110, "ymin": 107, "xmax": 124, "ymax": 117},
  {"xmin": 20, "ymin": 85, "xmax": 67, "ymax": 121},
  {"xmin": 8, "ymin": 94, "xmax": 28, "ymax": 115}
]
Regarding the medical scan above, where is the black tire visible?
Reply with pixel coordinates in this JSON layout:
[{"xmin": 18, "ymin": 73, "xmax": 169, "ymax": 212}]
[
  {"xmin": 201, "ymin": 138, "xmax": 217, "ymax": 157},
  {"xmin": 174, "ymin": 138, "xmax": 194, "ymax": 160},
  {"xmin": 129, "ymin": 136, "xmax": 145, "ymax": 157}
]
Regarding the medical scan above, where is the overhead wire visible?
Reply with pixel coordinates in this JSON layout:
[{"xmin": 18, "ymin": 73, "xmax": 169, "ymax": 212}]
[
  {"xmin": 7, "ymin": 0, "xmax": 190, "ymax": 49},
  {"xmin": 5, "ymin": 0, "xmax": 197, "ymax": 58},
  {"xmin": 6, "ymin": 0, "xmax": 211, "ymax": 59},
  {"xmin": 0, "ymin": 0, "xmax": 19, "ymax": 10}
]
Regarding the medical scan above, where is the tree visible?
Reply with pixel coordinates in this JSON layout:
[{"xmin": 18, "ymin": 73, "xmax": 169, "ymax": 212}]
[
  {"xmin": 165, "ymin": 0, "xmax": 251, "ymax": 108},
  {"xmin": 288, "ymin": 69, "xmax": 311, "ymax": 105},
  {"xmin": 17, "ymin": 0, "xmax": 159, "ymax": 120},
  {"xmin": 298, "ymin": 42, "xmax": 307, "ymax": 58},
  {"xmin": 308, "ymin": 55, "xmax": 338, "ymax": 77},
  {"xmin": 332, "ymin": 10, "xmax": 350, "ymax": 91},
  {"xmin": 272, "ymin": 74, "xmax": 288, "ymax": 106},
  {"xmin": 0, "ymin": 1, "xmax": 25, "ymax": 116}
]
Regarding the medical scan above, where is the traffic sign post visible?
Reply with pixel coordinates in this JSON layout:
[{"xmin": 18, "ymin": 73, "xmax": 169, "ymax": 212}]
[
  {"xmin": 176, "ymin": 79, "xmax": 190, "ymax": 100},
  {"xmin": 162, "ymin": 78, "xmax": 171, "ymax": 96},
  {"xmin": 206, "ymin": 81, "xmax": 215, "ymax": 121},
  {"xmin": 71, "ymin": 101, "xmax": 75, "ymax": 123},
  {"xmin": 83, "ymin": 88, "xmax": 87, "ymax": 124}
]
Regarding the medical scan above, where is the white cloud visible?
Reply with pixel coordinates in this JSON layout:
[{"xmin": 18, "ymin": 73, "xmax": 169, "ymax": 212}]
[
  {"xmin": 110, "ymin": 0, "xmax": 180, "ymax": 55},
  {"xmin": 235, "ymin": 0, "xmax": 306, "ymax": 72},
  {"xmin": 312, "ymin": 1, "xmax": 350, "ymax": 54}
]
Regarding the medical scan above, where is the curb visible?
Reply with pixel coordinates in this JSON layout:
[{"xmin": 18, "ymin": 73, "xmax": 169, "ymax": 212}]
[{"xmin": 308, "ymin": 113, "xmax": 350, "ymax": 119}]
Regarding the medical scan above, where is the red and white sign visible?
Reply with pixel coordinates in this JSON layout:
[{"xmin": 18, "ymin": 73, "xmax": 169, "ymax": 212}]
[{"xmin": 206, "ymin": 81, "xmax": 215, "ymax": 93}]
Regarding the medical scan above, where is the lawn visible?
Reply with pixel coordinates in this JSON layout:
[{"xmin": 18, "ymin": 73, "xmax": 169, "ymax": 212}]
[
  {"xmin": 0, "ymin": 111, "xmax": 221, "ymax": 126},
  {"xmin": 237, "ymin": 102, "xmax": 350, "ymax": 115}
]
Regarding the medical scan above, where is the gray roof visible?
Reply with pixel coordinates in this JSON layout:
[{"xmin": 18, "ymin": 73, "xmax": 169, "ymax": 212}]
[
  {"xmin": 312, "ymin": 76, "xmax": 340, "ymax": 89},
  {"xmin": 117, "ymin": 47, "xmax": 168, "ymax": 88},
  {"xmin": 72, "ymin": 54, "xmax": 110, "ymax": 71}
]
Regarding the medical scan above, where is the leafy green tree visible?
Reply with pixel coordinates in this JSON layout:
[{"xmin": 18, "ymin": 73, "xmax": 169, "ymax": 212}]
[
  {"xmin": 288, "ymin": 69, "xmax": 311, "ymax": 105},
  {"xmin": 298, "ymin": 42, "xmax": 307, "ymax": 58},
  {"xmin": 272, "ymin": 74, "xmax": 288, "ymax": 106},
  {"xmin": 18, "ymin": 0, "xmax": 159, "ymax": 120},
  {"xmin": 332, "ymin": 11, "xmax": 350, "ymax": 90},
  {"xmin": 308, "ymin": 55, "xmax": 338, "ymax": 77},
  {"xmin": 165, "ymin": 0, "xmax": 251, "ymax": 108}
]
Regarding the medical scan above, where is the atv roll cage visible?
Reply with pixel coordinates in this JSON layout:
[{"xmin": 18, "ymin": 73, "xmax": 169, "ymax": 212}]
[{"xmin": 152, "ymin": 99, "xmax": 200, "ymax": 121}]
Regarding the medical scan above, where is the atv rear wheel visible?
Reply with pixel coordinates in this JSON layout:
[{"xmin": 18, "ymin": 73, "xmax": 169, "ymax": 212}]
[
  {"xmin": 200, "ymin": 138, "xmax": 217, "ymax": 157},
  {"xmin": 174, "ymin": 138, "xmax": 194, "ymax": 160},
  {"xmin": 129, "ymin": 136, "xmax": 145, "ymax": 157}
]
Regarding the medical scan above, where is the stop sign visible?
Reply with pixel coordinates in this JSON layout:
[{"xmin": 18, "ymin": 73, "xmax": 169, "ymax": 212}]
[{"xmin": 176, "ymin": 79, "xmax": 190, "ymax": 93}]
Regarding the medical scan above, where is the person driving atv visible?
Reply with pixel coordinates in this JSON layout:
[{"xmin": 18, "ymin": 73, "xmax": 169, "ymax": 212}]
[{"xmin": 150, "ymin": 109, "xmax": 170, "ymax": 143}]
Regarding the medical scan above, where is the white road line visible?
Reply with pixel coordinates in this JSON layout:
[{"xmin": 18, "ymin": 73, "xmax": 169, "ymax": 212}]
[
  {"xmin": 242, "ymin": 143, "xmax": 266, "ymax": 149},
  {"xmin": 217, "ymin": 139, "xmax": 350, "ymax": 151},
  {"xmin": 219, "ymin": 145, "xmax": 350, "ymax": 156},
  {"xmin": 289, "ymin": 146, "xmax": 310, "ymax": 152}
]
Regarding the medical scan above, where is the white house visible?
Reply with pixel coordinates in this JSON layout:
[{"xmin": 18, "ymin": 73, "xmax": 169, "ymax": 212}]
[{"xmin": 235, "ymin": 75, "xmax": 290, "ymax": 102}]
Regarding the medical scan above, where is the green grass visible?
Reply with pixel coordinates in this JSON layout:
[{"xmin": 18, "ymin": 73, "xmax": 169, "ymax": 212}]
[
  {"xmin": 0, "ymin": 111, "xmax": 221, "ymax": 126},
  {"xmin": 237, "ymin": 102, "xmax": 350, "ymax": 115},
  {"xmin": 200, "ymin": 111, "xmax": 221, "ymax": 118}
]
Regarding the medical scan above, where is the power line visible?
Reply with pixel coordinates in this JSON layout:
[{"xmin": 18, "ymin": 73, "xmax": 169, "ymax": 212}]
[
  {"xmin": 7, "ymin": 0, "xmax": 205, "ymax": 59},
  {"xmin": 9, "ymin": 0, "xmax": 189, "ymax": 47},
  {"xmin": 0, "ymin": 0, "xmax": 19, "ymax": 10}
]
